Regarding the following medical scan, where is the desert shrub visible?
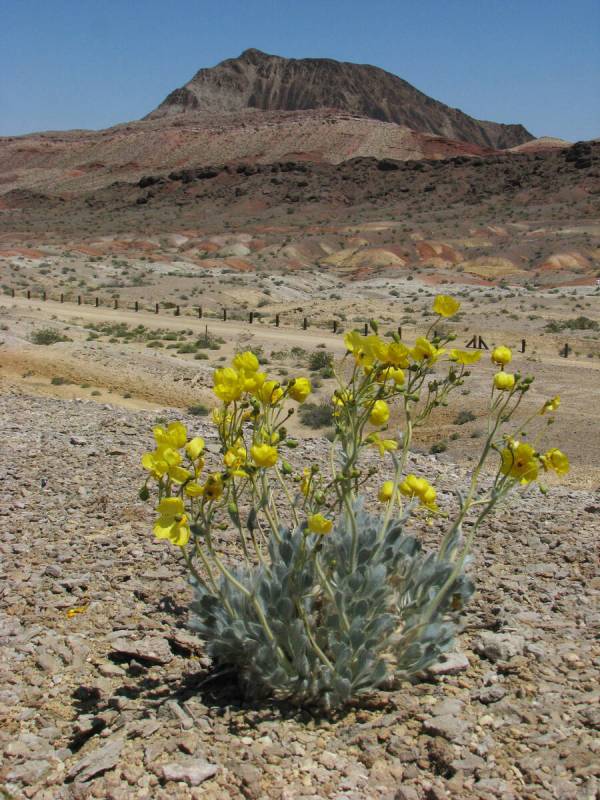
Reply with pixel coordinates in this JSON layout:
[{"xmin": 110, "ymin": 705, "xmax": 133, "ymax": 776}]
[
  {"xmin": 50, "ymin": 376, "xmax": 70, "ymax": 385},
  {"xmin": 454, "ymin": 410, "xmax": 476, "ymax": 425},
  {"xmin": 31, "ymin": 328, "xmax": 70, "ymax": 345},
  {"xmin": 298, "ymin": 402, "xmax": 334, "ymax": 429},
  {"xmin": 430, "ymin": 440, "xmax": 448, "ymax": 454},
  {"xmin": 309, "ymin": 351, "xmax": 333, "ymax": 371},
  {"xmin": 188, "ymin": 404, "xmax": 209, "ymax": 416},
  {"xmin": 545, "ymin": 316, "xmax": 598, "ymax": 333},
  {"xmin": 139, "ymin": 296, "xmax": 569, "ymax": 709}
]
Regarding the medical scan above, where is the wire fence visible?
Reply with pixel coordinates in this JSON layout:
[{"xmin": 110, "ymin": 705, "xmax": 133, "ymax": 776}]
[{"xmin": 8, "ymin": 286, "xmax": 580, "ymax": 357}]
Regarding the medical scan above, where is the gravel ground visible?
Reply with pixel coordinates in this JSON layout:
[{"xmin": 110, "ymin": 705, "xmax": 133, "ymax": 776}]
[{"xmin": 1, "ymin": 391, "xmax": 599, "ymax": 800}]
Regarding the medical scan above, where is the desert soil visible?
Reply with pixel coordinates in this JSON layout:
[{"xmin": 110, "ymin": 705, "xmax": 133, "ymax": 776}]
[{"xmin": 0, "ymin": 386, "xmax": 598, "ymax": 800}]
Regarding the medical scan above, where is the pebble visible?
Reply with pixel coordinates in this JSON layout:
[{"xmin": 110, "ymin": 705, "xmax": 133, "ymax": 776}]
[
  {"xmin": 109, "ymin": 636, "xmax": 173, "ymax": 665},
  {"xmin": 66, "ymin": 737, "xmax": 124, "ymax": 783},
  {"xmin": 161, "ymin": 760, "xmax": 218, "ymax": 786}
]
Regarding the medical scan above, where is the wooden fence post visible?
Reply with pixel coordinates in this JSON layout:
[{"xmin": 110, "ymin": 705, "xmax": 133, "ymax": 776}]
[
  {"xmin": 303, "ymin": 317, "xmax": 308, "ymax": 330},
  {"xmin": 249, "ymin": 311, "xmax": 254, "ymax": 324},
  {"xmin": 78, "ymin": 295, "xmax": 82, "ymax": 306},
  {"xmin": 198, "ymin": 306, "xmax": 202, "ymax": 319},
  {"xmin": 155, "ymin": 303, "xmax": 159, "ymax": 314},
  {"xmin": 223, "ymin": 308, "xmax": 227, "ymax": 322},
  {"xmin": 275, "ymin": 314, "xmax": 280, "ymax": 327},
  {"xmin": 60, "ymin": 293, "xmax": 64, "ymax": 303},
  {"xmin": 27, "ymin": 290, "xmax": 31, "ymax": 299},
  {"xmin": 95, "ymin": 297, "xmax": 99, "ymax": 307},
  {"xmin": 520, "ymin": 339, "xmax": 526, "ymax": 353},
  {"xmin": 363, "ymin": 322, "xmax": 368, "ymax": 335},
  {"xmin": 114, "ymin": 299, "xmax": 118, "ymax": 309},
  {"xmin": 175, "ymin": 305, "xmax": 180, "ymax": 316},
  {"xmin": 333, "ymin": 320, "xmax": 337, "ymax": 333}
]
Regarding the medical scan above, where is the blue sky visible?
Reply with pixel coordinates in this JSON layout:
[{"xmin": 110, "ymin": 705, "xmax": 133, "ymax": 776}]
[{"xmin": 1, "ymin": 0, "xmax": 599, "ymax": 140}]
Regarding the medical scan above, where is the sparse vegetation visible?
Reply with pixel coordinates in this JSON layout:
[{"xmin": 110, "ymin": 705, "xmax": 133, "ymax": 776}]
[
  {"xmin": 298, "ymin": 401, "xmax": 334, "ymax": 429},
  {"xmin": 187, "ymin": 403, "xmax": 210, "ymax": 416},
  {"xmin": 31, "ymin": 328, "xmax": 70, "ymax": 345}
]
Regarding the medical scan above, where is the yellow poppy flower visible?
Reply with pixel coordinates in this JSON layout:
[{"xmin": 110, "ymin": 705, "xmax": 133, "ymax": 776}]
[
  {"xmin": 251, "ymin": 444, "xmax": 279, "ymax": 468},
  {"xmin": 500, "ymin": 441, "xmax": 538, "ymax": 484},
  {"xmin": 141, "ymin": 450, "xmax": 168, "ymax": 479},
  {"xmin": 153, "ymin": 497, "xmax": 190, "ymax": 547},
  {"xmin": 369, "ymin": 399, "xmax": 390, "ymax": 426},
  {"xmin": 385, "ymin": 342, "xmax": 411, "ymax": 368},
  {"xmin": 185, "ymin": 437, "xmax": 205, "ymax": 460},
  {"xmin": 344, "ymin": 331, "xmax": 376, "ymax": 366},
  {"xmin": 153, "ymin": 421, "xmax": 187, "ymax": 449},
  {"xmin": 307, "ymin": 513, "xmax": 333, "ymax": 535},
  {"xmin": 258, "ymin": 380, "xmax": 284, "ymax": 406},
  {"xmin": 433, "ymin": 295, "xmax": 460, "ymax": 318},
  {"xmin": 491, "ymin": 346, "xmax": 512, "ymax": 367},
  {"xmin": 213, "ymin": 367, "xmax": 243, "ymax": 403},
  {"xmin": 541, "ymin": 448, "xmax": 569, "ymax": 475},
  {"xmin": 494, "ymin": 372, "xmax": 515, "ymax": 391},
  {"xmin": 240, "ymin": 371, "xmax": 266, "ymax": 394},
  {"xmin": 288, "ymin": 377, "xmax": 312, "ymax": 403},
  {"xmin": 232, "ymin": 350, "xmax": 259, "ymax": 374},
  {"xmin": 399, "ymin": 474, "xmax": 438, "ymax": 510},
  {"xmin": 224, "ymin": 442, "xmax": 247, "ymax": 470},
  {"xmin": 449, "ymin": 349, "xmax": 482, "ymax": 366},
  {"xmin": 412, "ymin": 337, "xmax": 445, "ymax": 363},
  {"xmin": 168, "ymin": 465, "xmax": 192, "ymax": 484},
  {"xmin": 365, "ymin": 335, "xmax": 389, "ymax": 363},
  {"xmin": 378, "ymin": 481, "xmax": 394, "ymax": 502},
  {"xmin": 377, "ymin": 366, "xmax": 405, "ymax": 385}
]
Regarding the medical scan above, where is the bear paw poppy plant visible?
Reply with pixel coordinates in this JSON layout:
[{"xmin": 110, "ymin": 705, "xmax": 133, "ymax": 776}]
[{"xmin": 139, "ymin": 296, "xmax": 568, "ymax": 709}]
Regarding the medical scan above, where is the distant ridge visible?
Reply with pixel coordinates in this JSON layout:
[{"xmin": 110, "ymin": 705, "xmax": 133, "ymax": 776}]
[{"xmin": 147, "ymin": 48, "xmax": 534, "ymax": 150}]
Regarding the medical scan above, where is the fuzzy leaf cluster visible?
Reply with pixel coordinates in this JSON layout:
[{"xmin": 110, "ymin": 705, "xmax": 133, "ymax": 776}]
[{"xmin": 189, "ymin": 502, "xmax": 474, "ymax": 708}]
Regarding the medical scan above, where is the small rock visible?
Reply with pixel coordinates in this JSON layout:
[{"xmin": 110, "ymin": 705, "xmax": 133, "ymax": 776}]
[
  {"xmin": 478, "ymin": 686, "xmax": 507, "ymax": 705},
  {"xmin": 581, "ymin": 705, "xmax": 600, "ymax": 729},
  {"xmin": 110, "ymin": 636, "xmax": 172, "ymax": 665},
  {"xmin": 67, "ymin": 737, "xmax": 124, "ymax": 783},
  {"xmin": 164, "ymin": 699, "xmax": 193, "ymax": 730},
  {"xmin": 394, "ymin": 786, "xmax": 420, "ymax": 800},
  {"xmin": 474, "ymin": 777, "xmax": 516, "ymax": 798},
  {"xmin": 474, "ymin": 632, "xmax": 525, "ymax": 663},
  {"xmin": 35, "ymin": 652, "xmax": 61, "ymax": 673},
  {"xmin": 161, "ymin": 760, "xmax": 218, "ymax": 786},
  {"xmin": 97, "ymin": 662, "xmax": 125, "ymax": 678},
  {"xmin": 451, "ymin": 753, "xmax": 487, "ymax": 776},
  {"xmin": 7, "ymin": 759, "xmax": 52, "ymax": 785},
  {"xmin": 422, "ymin": 714, "xmax": 471, "ymax": 743},
  {"xmin": 427, "ymin": 652, "xmax": 470, "ymax": 677}
]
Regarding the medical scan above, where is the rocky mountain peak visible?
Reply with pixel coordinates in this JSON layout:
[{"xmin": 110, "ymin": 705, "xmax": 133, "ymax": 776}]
[{"xmin": 147, "ymin": 49, "xmax": 533, "ymax": 150}]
